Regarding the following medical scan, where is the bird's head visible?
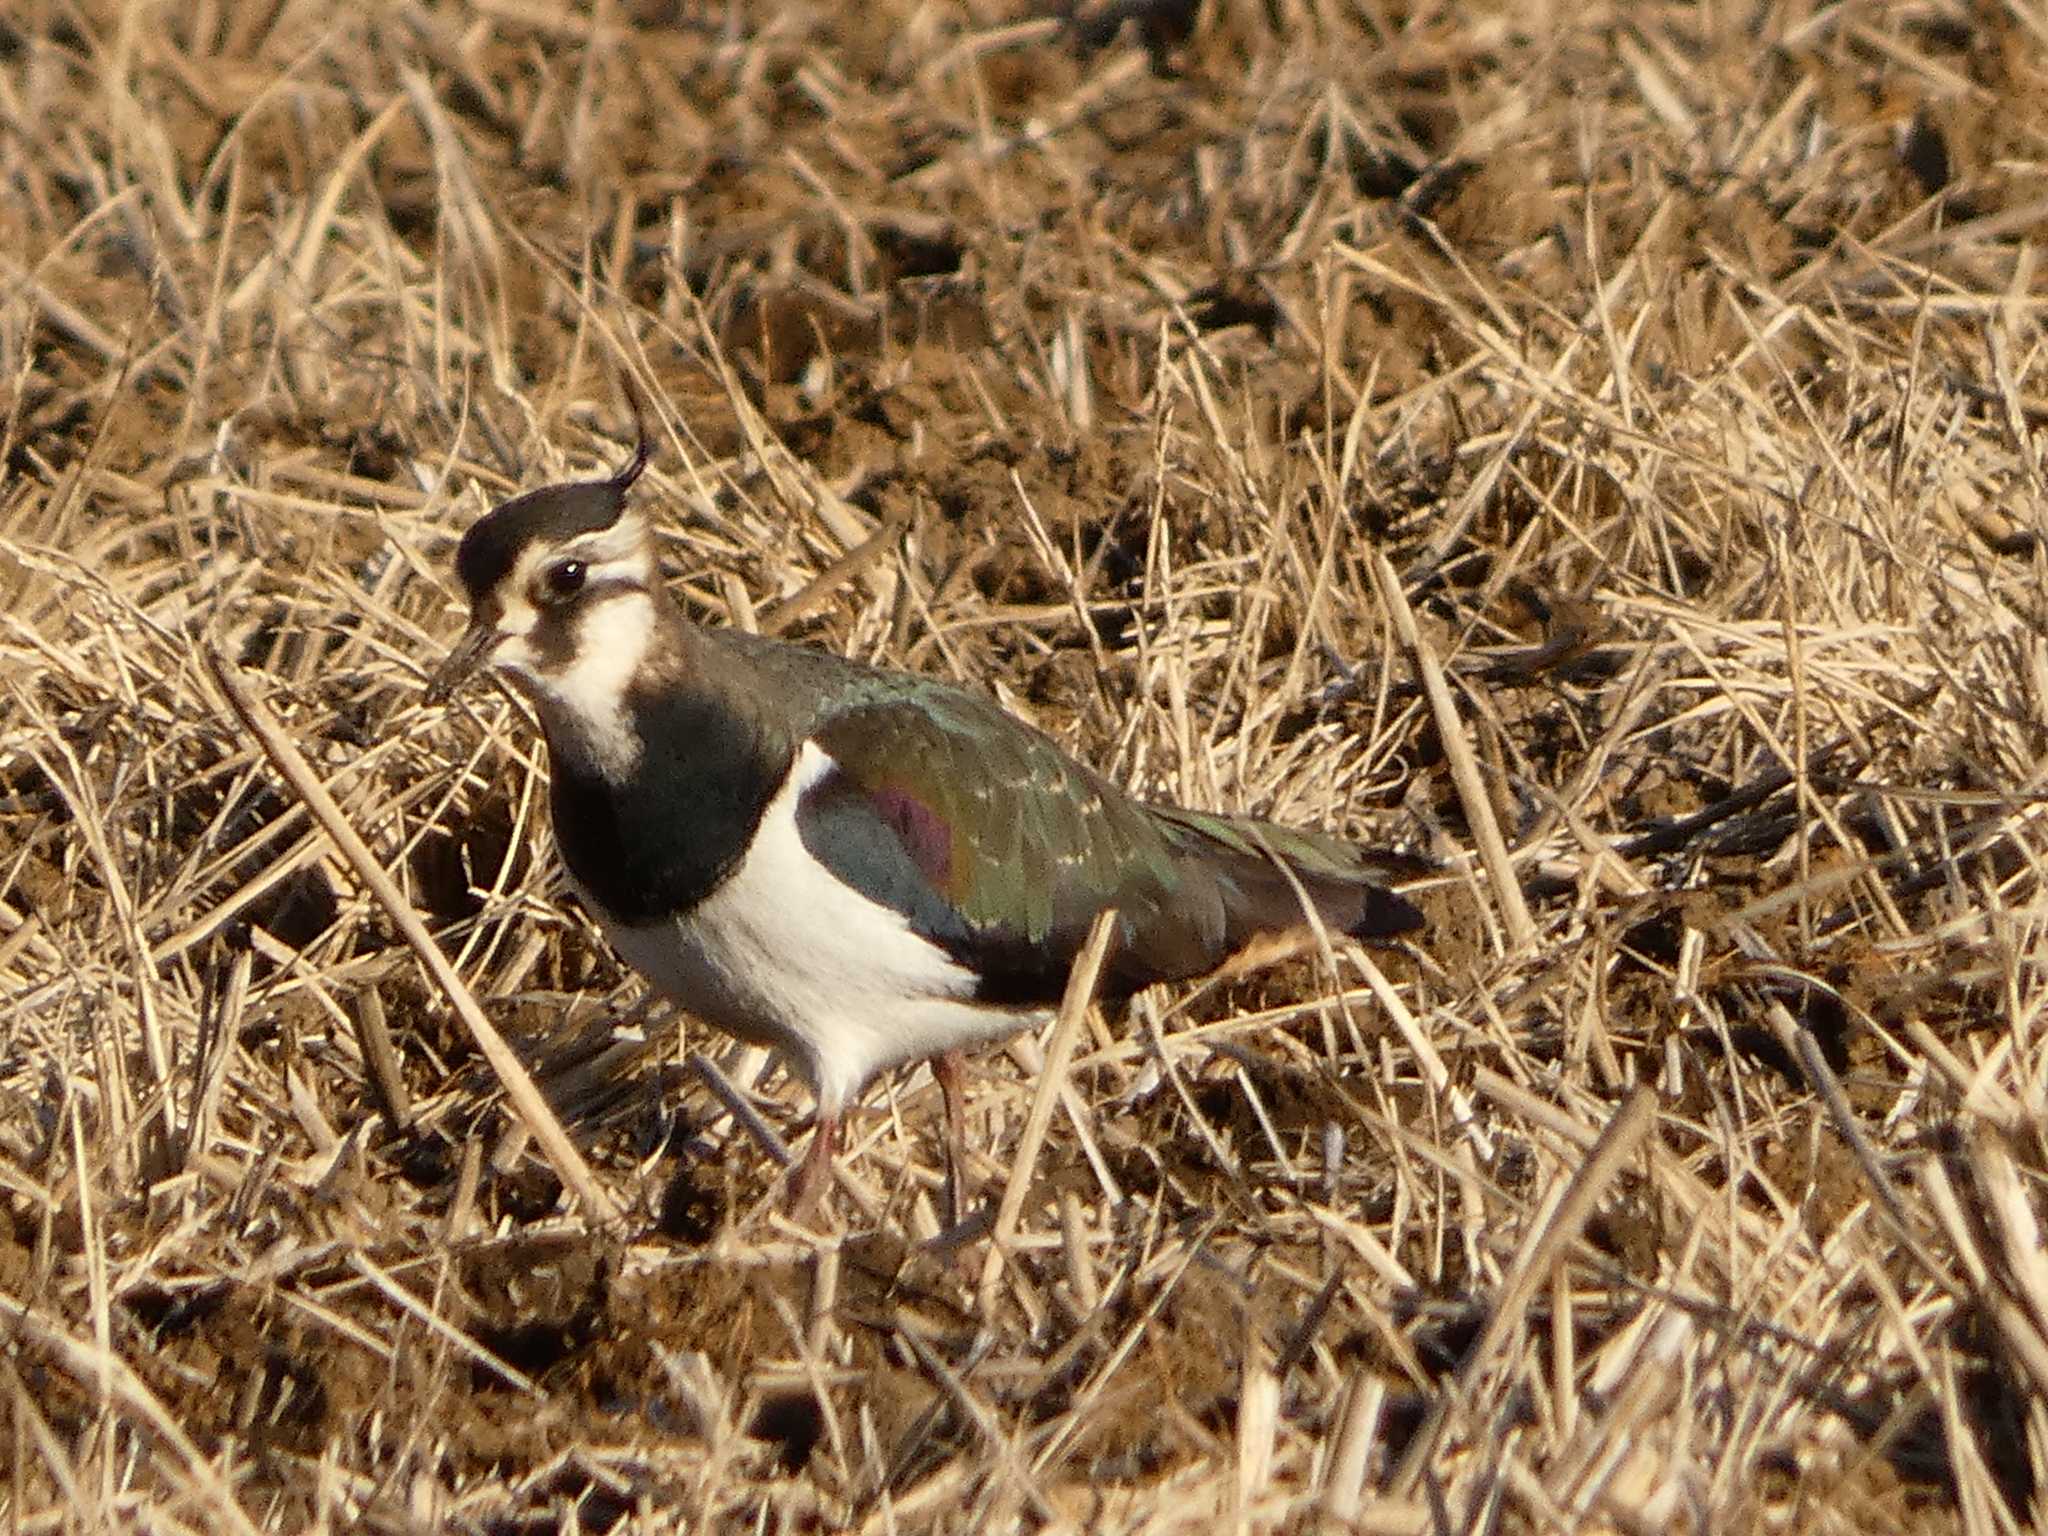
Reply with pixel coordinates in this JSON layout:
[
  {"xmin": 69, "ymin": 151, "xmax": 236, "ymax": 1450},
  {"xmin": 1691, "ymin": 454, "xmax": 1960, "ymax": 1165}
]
[{"xmin": 427, "ymin": 436, "xmax": 659, "ymax": 715}]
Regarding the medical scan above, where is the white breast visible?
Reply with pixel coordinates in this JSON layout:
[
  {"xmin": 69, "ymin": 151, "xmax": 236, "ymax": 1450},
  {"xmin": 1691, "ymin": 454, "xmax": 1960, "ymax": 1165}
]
[{"xmin": 594, "ymin": 740, "xmax": 1049, "ymax": 1111}]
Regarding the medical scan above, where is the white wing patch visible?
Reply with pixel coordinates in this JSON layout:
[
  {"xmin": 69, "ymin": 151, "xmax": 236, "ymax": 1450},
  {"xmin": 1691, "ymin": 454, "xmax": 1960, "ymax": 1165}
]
[{"xmin": 598, "ymin": 740, "xmax": 1050, "ymax": 1111}]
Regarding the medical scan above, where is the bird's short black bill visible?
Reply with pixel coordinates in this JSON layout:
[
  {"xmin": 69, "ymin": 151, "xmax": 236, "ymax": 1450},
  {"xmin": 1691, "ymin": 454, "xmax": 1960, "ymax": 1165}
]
[{"xmin": 424, "ymin": 623, "xmax": 500, "ymax": 705}]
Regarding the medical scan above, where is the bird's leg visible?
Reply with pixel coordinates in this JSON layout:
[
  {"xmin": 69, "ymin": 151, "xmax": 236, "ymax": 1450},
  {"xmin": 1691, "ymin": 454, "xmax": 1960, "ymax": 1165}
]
[
  {"xmin": 789, "ymin": 1111, "xmax": 839, "ymax": 1221},
  {"xmin": 936, "ymin": 1048, "xmax": 970, "ymax": 1228}
]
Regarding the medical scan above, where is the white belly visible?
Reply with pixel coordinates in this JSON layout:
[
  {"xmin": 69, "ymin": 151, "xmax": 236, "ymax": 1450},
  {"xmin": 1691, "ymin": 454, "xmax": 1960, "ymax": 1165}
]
[{"xmin": 593, "ymin": 741, "xmax": 1048, "ymax": 1110}]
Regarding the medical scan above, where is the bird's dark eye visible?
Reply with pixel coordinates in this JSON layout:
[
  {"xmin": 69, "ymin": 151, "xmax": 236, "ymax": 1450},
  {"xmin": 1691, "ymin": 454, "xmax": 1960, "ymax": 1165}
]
[{"xmin": 540, "ymin": 559, "xmax": 586, "ymax": 603}]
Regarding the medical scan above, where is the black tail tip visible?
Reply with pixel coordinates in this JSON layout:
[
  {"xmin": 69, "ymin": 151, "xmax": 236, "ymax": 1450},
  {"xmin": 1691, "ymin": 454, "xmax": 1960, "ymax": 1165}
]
[{"xmin": 1353, "ymin": 885, "xmax": 1425, "ymax": 940}]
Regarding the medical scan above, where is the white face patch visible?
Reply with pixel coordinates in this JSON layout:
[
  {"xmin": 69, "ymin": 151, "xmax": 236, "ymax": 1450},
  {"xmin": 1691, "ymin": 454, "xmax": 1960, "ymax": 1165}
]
[
  {"xmin": 478, "ymin": 509, "xmax": 664, "ymax": 780},
  {"xmin": 545, "ymin": 515, "xmax": 650, "ymax": 578},
  {"xmin": 496, "ymin": 509, "xmax": 657, "ymax": 622},
  {"xmin": 500, "ymin": 588, "xmax": 656, "ymax": 779}
]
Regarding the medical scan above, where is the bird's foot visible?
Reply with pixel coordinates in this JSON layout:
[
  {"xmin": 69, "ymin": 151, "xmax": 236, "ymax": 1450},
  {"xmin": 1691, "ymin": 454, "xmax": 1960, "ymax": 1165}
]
[
  {"xmin": 787, "ymin": 1112, "xmax": 840, "ymax": 1224},
  {"xmin": 935, "ymin": 1048, "xmax": 973, "ymax": 1229}
]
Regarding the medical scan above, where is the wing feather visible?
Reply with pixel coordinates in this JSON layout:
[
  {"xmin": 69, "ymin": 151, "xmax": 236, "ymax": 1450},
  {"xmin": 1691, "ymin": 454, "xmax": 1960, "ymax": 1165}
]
[{"xmin": 795, "ymin": 699, "xmax": 1418, "ymax": 1007}]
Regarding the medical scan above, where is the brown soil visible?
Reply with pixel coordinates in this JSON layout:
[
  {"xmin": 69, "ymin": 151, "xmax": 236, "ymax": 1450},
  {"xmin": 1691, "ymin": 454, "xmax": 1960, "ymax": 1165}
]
[{"xmin": 3, "ymin": 0, "xmax": 2046, "ymax": 1531}]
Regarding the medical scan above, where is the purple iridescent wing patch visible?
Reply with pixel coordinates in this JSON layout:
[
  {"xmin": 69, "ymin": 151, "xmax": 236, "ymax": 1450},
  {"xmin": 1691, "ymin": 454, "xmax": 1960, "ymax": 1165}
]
[{"xmin": 869, "ymin": 784, "xmax": 954, "ymax": 889}]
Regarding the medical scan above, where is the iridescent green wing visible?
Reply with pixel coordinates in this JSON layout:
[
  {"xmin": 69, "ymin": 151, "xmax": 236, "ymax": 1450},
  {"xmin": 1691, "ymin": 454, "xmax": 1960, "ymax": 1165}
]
[{"xmin": 798, "ymin": 698, "xmax": 1226, "ymax": 1002}]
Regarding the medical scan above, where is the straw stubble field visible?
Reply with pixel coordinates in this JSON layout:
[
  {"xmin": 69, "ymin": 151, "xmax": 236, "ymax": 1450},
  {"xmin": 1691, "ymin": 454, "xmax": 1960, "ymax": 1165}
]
[{"xmin": 3, "ymin": 0, "xmax": 2046, "ymax": 1530}]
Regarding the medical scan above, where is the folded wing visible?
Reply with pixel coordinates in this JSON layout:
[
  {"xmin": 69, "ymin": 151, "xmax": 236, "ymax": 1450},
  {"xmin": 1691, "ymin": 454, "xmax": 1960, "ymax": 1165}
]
[{"xmin": 794, "ymin": 700, "xmax": 1419, "ymax": 1007}]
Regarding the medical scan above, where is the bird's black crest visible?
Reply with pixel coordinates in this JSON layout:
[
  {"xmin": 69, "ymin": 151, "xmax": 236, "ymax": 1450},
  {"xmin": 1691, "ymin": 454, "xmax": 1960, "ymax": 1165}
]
[{"xmin": 453, "ymin": 433, "xmax": 653, "ymax": 603}]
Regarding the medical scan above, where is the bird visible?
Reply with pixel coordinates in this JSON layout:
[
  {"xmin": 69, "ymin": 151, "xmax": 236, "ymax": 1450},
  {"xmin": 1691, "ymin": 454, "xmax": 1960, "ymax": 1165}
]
[{"xmin": 427, "ymin": 435, "xmax": 1424, "ymax": 1220}]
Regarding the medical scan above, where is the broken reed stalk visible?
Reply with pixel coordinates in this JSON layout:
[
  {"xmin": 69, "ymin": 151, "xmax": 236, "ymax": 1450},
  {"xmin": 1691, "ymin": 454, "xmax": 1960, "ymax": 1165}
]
[
  {"xmin": 0, "ymin": 1291, "xmax": 265, "ymax": 1536},
  {"xmin": 1389, "ymin": 1085, "xmax": 1658, "ymax": 1495},
  {"xmin": 978, "ymin": 907, "xmax": 1120, "ymax": 1315},
  {"xmin": 12, "ymin": 5, "xmax": 2045, "ymax": 1524},
  {"xmin": 202, "ymin": 644, "xmax": 623, "ymax": 1226},
  {"xmin": 1369, "ymin": 549, "xmax": 1536, "ymax": 949}
]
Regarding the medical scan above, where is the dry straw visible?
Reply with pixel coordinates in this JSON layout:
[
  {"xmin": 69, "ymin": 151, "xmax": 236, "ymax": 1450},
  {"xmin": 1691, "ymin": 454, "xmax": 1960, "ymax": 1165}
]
[{"xmin": 3, "ymin": 1, "xmax": 2047, "ymax": 1532}]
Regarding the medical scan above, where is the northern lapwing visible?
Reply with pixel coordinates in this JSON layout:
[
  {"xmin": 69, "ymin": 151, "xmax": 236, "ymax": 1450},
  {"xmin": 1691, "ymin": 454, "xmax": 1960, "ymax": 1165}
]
[{"xmin": 428, "ymin": 438, "xmax": 1424, "ymax": 1218}]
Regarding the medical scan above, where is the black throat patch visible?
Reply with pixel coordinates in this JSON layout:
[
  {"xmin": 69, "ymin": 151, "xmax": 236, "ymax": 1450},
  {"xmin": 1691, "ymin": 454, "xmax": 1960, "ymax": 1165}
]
[{"xmin": 546, "ymin": 672, "xmax": 792, "ymax": 925}]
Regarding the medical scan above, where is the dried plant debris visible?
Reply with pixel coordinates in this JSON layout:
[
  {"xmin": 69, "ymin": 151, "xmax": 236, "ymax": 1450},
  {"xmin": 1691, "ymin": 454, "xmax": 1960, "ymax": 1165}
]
[{"xmin": 3, "ymin": 0, "xmax": 2047, "ymax": 1531}]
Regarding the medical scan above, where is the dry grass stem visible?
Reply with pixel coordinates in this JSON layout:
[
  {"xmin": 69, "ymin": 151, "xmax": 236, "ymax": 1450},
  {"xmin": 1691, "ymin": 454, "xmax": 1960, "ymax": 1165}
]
[
  {"xmin": 4, "ymin": 2, "xmax": 2048, "ymax": 1530},
  {"xmin": 204, "ymin": 645, "xmax": 622, "ymax": 1226},
  {"xmin": 977, "ymin": 906, "xmax": 1118, "ymax": 1313}
]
